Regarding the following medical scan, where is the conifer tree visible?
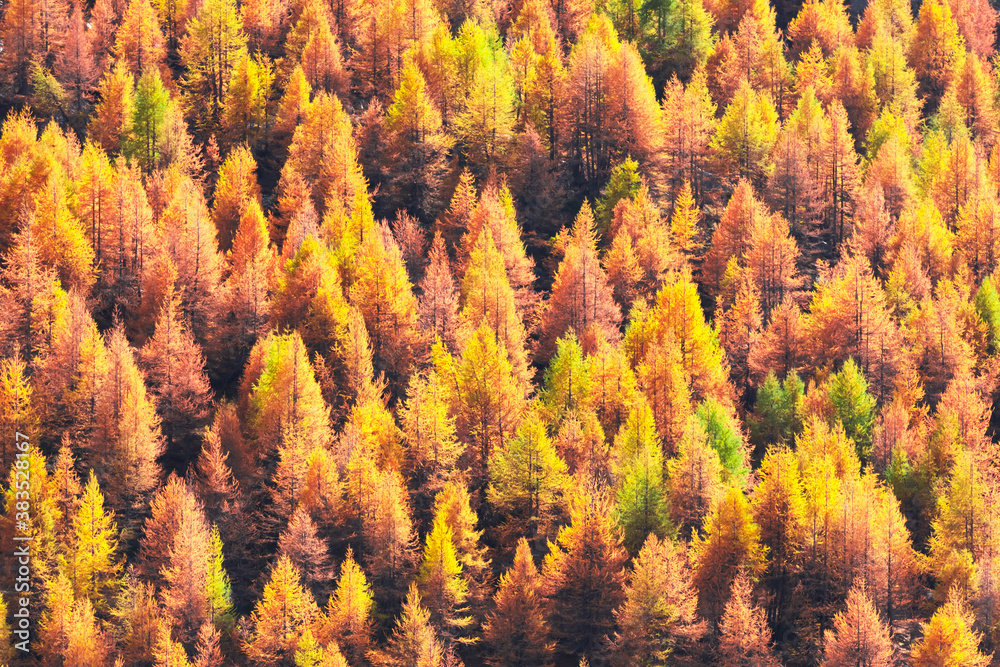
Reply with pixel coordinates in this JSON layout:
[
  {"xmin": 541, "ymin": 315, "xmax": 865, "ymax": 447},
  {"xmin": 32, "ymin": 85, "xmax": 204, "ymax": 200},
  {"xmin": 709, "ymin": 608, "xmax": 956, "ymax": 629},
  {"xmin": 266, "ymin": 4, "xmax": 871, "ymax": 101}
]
[
  {"xmin": 243, "ymin": 556, "xmax": 320, "ymax": 667},
  {"xmin": 751, "ymin": 445, "xmax": 806, "ymax": 624},
  {"xmin": 93, "ymin": 322, "xmax": 163, "ymax": 529},
  {"xmin": 159, "ymin": 493, "xmax": 221, "ymax": 647},
  {"xmin": 211, "ymin": 145, "xmax": 261, "ymax": 252},
  {"xmin": 459, "ymin": 229, "xmax": 531, "ymax": 384},
  {"xmin": 827, "ymin": 358, "xmax": 877, "ymax": 461},
  {"xmin": 381, "ymin": 59, "xmax": 453, "ymax": 220},
  {"xmin": 417, "ymin": 516, "xmax": 472, "ymax": 638},
  {"xmin": 539, "ymin": 202, "xmax": 621, "ymax": 359},
  {"xmin": 371, "ymin": 584, "xmax": 445, "ymax": 667},
  {"xmin": 701, "ymin": 179, "xmax": 767, "ymax": 298},
  {"xmin": 114, "ymin": 0, "xmax": 165, "ymax": 75},
  {"xmin": 613, "ymin": 534, "xmax": 705, "ymax": 665},
  {"xmin": 179, "ymin": 0, "xmax": 246, "ymax": 132},
  {"xmin": 482, "ymin": 537, "xmax": 554, "ymax": 666},
  {"xmin": 357, "ymin": 467, "xmax": 418, "ymax": 610},
  {"xmin": 454, "ymin": 322, "xmax": 528, "ymax": 490},
  {"xmin": 401, "ymin": 360, "xmax": 464, "ymax": 503},
  {"xmin": 823, "ymin": 583, "xmax": 894, "ymax": 667},
  {"xmin": 488, "ymin": 414, "xmax": 572, "ymax": 547},
  {"xmin": 717, "ymin": 570, "xmax": 780, "ymax": 667},
  {"xmin": 0, "ymin": 356, "xmax": 35, "ymax": 474},
  {"xmin": 911, "ymin": 591, "xmax": 991, "ymax": 667},
  {"xmin": 56, "ymin": 2, "xmax": 98, "ymax": 115},
  {"xmin": 670, "ymin": 180, "xmax": 700, "ymax": 255},
  {"xmin": 710, "ymin": 80, "xmax": 780, "ymax": 187},
  {"xmin": 51, "ymin": 443, "xmax": 83, "ymax": 548},
  {"xmin": 456, "ymin": 55, "xmax": 516, "ymax": 175},
  {"xmin": 667, "ymin": 420, "xmax": 726, "ymax": 535},
  {"xmin": 139, "ymin": 288, "xmax": 213, "ymax": 462},
  {"xmin": 137, "ymin": 476, "xmax": 201, "ymax": 589},
  {"xmin": 277, "ymin": 506, "xmax": 334, "ymax": 601},
  {"xmin": 615, "ymin": 432, "xmax": 672, "ymax": 557},
  {"xmin": 316, "ymin": 548, "xmax": 373, "ymax": 663},
  {"xmin": 70, "ymin": 471, "xmax": 121, "ymax": 616},
  {"xmin": 418, "ymin": 234, "xmax": 460, "ymax": 352},
  {"xmin": 691, "ymin": 487, "xmax": 767, "ymax": 624},
  {"xmin": 543, "ymin": 493, "xmax": 628, "ymax": 662}
]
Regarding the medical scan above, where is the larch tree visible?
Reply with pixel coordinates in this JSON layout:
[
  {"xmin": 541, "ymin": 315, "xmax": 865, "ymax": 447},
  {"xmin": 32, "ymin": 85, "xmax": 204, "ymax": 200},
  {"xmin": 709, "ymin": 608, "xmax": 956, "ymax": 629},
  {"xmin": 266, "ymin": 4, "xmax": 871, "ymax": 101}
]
[
  {"xmin": 277, "ymin": 506, "xmax": 334, "ymax": 601},
  {"xmin": 910, "ymin": 0, "xmax": 966, "ymax": 112},
  {"xmin": 243, "ymin": 556, "xmax": 321, "ymax": 667},
  {"xmin": 316, "ymin": 548, "xmax": 373, "ymax": 664},
  {"xmin": 70, "ymin": 471, "xmax": 121, "ymax": 616},
  {"xmin": 139, "ymin": 288, "xmax": 213, "ymax": 463},
  {"xmin": 0, "ymin": 356, "xmax": 35, "ymax": 473},
  {"xmin": 432, "ymin": 481, "xmax": 490, "ymax": 605},
  {"xmin": 746, "ymin": 211, "xmax": 801, "ymax": 321},
  {"xmin": 90, "ymin": 64, "xmax": 135, "ymax": 154},
  {"xmin": 910, "ymin": 591, "xmax": 991, "ymax": 667},
  {"xmin": 371, "ymin": 584, "xmax": 446, "ymax": 667},
  {"xmin": 614, "ymin": 410, "xmax": 673, "ymax": 556},
  {"xmin": 221, "ymin": 199, "xmax": 276, "ymax": 366},
  {"xmin": 455, "ymin": 52, "xmax": 516, "ymax": 176},
  {"xmin": 717, "ymin": 570, "xmax": 781, "ymax": 667},
  {"xmin": 115, "ymin": 0, "xmax": 167, "ymax": 76},
  {"xmin": 662, "ymin": 70, "xmax": 717, "ymax": 200},
  {"xmin": 356, "ymin": 466, "xmax": 418, "ymax": 610},
  {"xmin": 220, "ymin": 52, "xmax": 273, "ymax": 151},
  {"xmin": 137, "ymin": 476, "xmax": 204, "ymax": 589},
  {"xmin": 643, "ymin": 268, "xmax": 732, "ymax": 405},
  {"xmin": 691, "ymin": 486, "xmax": 768, "ymax": 624},
  {"xmin": 454, "ymin": 321, "xmax": 528, "ymax": 492},
  {"xmin": 418, "ymin": 233, "xmax": 460, "ymax": 352},
  {"xmin": 751, "ymin": 445, "xmax": 806, "ymax": 626},
  {"xmin": 538, "ymin": 202, "xmax": 621, "ymax": 360},
  {"xmin": 124, "ymin": 68, "xmax": 171, "ymax": 171},
  {"xmin": 160, "ymin": 495, "xmax": 230, "ymax": 647},
  {"xmin": 349, "ymin": 219, "xmax": 422, "ymax": 399},
  {"xmin": 823, "ymin": 583, "xmax": 894, "ymax": 667},
  {"xmin": 488, "ymin": 414, "xmax": 572, "ymax": 549},
  {"xmin": 710, "ymin": 79, "xmax": 780, "ymax": 188},
  {"xmin": 718, "ymin": 279, "xmax": 763, "ymax": 398},
  {"xmin": 211, "ymin": 144, "xmax": 261, "ymax": 253},
  {"xmin": 482, "ymin": 537, "xmax": 555, "ymax": 667},
  {"xmin": 670, "ymin": 180, "xmax": 700, "ymax": 256},
  {"xmin": 55, "ymin": 2, "xmax": 98, "ymax": 115},
  {"xmin": 701, "ymin": 179, "xmax": 768, "ymax": 298},
  {"xmin": 542, "ymin": 493, "xmax": 628, "ymax": 663},
  {"xmin": 613, "ymin": 534, "xmax": 705, "ymax": 665},
  {"xmin": 92, "ymin": 322, "xmax": 163, "ymax": 530},
  {"xmin": 401, "ymin": 357, "xmax": 465, "ymax": 502},
  {"xmin": 667, "ymin": 419, "xmax": 726, "ymax": 536},
  {"xmin": 416, "ymin": 516, "xmax": 472, "ymax": 639},
  {"xmin": 382, "ymin": 59, "xmax": 453, "ymax": 221}
]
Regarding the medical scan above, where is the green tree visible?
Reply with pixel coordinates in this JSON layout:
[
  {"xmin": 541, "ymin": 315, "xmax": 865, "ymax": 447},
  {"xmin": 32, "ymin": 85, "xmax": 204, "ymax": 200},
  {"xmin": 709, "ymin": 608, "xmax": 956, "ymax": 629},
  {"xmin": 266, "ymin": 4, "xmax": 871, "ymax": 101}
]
[
  {"xmin": 828, "ymin": 358, "xmax": 877, "ymax": 461},
  {"xmin": 710, "ymin": 79, "xmax": 779, "ymax": 187},
  {"xmin": 596, "ymin": 158, "xmax": 642, "ymax": 233},
  {"xmin": 615, "ymin": 433, "xmax": 673, "ymax": 557},
  {"xmin": 125, "ymin": 68, "xmax": 170, "ymax": 171},
  {"xmin": 693, "ymin": 399, "xmax": 748, "ymax": 483},
  {"xmin": 488, "ymin": 414, "xmax": 571, "ymax": 547}
]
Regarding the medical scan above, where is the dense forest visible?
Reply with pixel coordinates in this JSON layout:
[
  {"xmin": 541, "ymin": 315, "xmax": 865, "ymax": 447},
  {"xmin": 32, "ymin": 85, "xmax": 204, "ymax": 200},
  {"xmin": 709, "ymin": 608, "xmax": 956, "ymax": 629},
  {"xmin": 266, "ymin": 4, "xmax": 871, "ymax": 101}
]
[{"xmin": 3, "ymin": 0, "xmax": 1000, "ymax": 662}]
